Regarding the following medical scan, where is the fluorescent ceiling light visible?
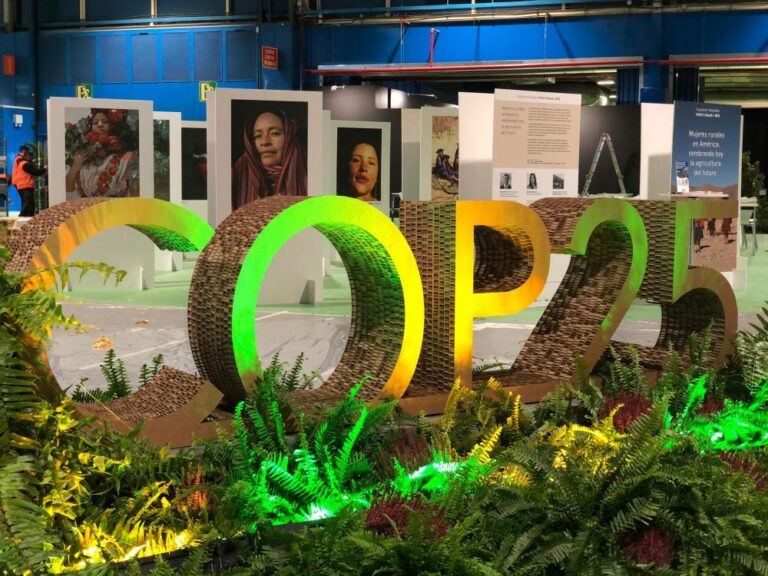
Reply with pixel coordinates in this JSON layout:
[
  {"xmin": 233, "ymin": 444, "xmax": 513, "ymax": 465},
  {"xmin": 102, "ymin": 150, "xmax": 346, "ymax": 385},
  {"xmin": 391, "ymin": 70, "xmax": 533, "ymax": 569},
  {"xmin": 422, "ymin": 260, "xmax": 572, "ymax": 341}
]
[{"xmin": 597, "ymin": 79, "xmax": 615, "ymax": 86}]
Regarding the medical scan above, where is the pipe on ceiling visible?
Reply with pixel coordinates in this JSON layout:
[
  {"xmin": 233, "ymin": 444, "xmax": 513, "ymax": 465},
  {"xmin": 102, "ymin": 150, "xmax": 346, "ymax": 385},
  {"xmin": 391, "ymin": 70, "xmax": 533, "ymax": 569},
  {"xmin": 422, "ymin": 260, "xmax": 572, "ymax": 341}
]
[
  {"xmin": 309, "ymin": 56, "xmax": 768, "ymax": 79},
  {"xmin": 303, "ymin": 2, "xmax": 768, "ymax": 26},
  {"xmin": 308, "ymin": 58, "xmax": 644, "ymax": 76}
]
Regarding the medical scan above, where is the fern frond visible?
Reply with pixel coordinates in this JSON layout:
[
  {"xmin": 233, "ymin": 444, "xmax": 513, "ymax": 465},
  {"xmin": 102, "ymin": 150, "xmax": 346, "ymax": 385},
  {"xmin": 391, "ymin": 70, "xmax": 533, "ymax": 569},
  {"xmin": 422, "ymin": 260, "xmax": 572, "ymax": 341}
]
[
  {"xmin": 467, "ymin": 425, "xmax": 502, "ymax": 465},
  {"xmin": 335, "ymin": 407, "xmax": 368, "ymax": 484},
  {"xmin": 0, "ymin": 456, "xmax": 62, "ymax": 574}
]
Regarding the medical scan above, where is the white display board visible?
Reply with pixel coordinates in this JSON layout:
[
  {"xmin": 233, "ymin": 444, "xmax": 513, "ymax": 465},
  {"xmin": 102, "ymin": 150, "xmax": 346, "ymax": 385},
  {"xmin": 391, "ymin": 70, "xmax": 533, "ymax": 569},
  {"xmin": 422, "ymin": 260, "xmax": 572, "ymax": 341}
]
[
  {"xmin": 400, "ymin": 108, "xmax": 421, "ymax": 202},
  {"xmin": 639, "ymin": 103, "xmax": 674, "ymax": 200},
  {"xmin": 419, "ymin": 106, "xmax": 459, "ymax": 202},
  {"xmin": 206, "ymin": 88, "xmax": 323, "ymax": 227},
  {"xmin": 47, "ymin": 97, "xmax": 154, "ymax": 205},
  {"xmin": 492, "ymin": 89, "xmax": 581, "ymax": 204},
  {"xmin": 153, "ymin": 111, "xmax": 182, "ymax": 205},
  {"xmin": 153, "ymin": 111, "xmax": 183, "ymax": 272},
  {"xmin": 457, "ymin": 91, "xmax": 570, "ymax": 307},
  {"xmin": 206, "ymin": 89, "xmax": 325, "ymax": 305},
  {"xmin": 47, "ymin": 97, "xmax": 155, "ymax": 290},
  {"xmin": 458, "ymin": 92, "xmax": 494, "ymax": 200}
]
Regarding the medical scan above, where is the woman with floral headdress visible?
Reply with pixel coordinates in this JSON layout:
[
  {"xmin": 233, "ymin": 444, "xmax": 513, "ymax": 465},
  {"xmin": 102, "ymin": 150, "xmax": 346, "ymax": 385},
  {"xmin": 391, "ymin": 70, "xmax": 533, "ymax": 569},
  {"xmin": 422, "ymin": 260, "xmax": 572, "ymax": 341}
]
[
  {"xmin": 231, "ymin": 107, "xmax": 307, "ymax": 209},
  {"xmin": 65, "ymin": 108, "xmax": 139, "ymax": 198}
]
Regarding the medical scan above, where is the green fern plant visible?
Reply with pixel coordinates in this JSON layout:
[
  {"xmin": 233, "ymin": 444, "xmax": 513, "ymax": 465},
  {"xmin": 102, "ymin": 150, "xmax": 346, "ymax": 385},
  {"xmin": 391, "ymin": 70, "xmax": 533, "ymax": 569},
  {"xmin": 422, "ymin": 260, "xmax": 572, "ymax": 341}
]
[
  {"xmin": 101, "ymin": 348, "xmax": 130, "ymax": 398},
  {"xmin": 602, "ymin": 345, "xmax": 649, "ymax": 399},
  {"xmin": 71, "ymin": 350, "xmax": 166, "ymax": 403},
  {"xmin": 438, "ymin": 377, "xmax": 533, "ymax": 456},
  {"xmin": 472, "ymin": 358, "xmax": 513, "ymax": 377},
  {"xmin": 262, "ymin": 352, "xmax": 318, "ymax": 393},
  {"xmin": 489, "ymin": 404, "xmax": 673, "ymax": 573},
  {"xmin": 724, "ymin": 305, "xmax": 768, "ymax": 400},
  {"xmin": 534, "ymin": 358, "xmax": 605, "ymax": 428},
  {"xmin": 0, "ymin": 455, "xmax": 63, "ymax": 574},
  {"xmin": 230, "ymin": 378, "xmax": 397, "ymax": 529},
  {"xmin": 140, "ymin": 353, "xmax": 165, "ymax": 387}
]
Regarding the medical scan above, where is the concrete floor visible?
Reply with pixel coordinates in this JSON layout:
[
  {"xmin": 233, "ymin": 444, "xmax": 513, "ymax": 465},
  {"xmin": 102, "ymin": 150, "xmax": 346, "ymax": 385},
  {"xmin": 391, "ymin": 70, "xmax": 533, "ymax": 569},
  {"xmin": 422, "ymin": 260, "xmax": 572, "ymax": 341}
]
[
  {"xmin": 51, "ymin": 301, "xmax": 672, "ymax": 394},
  {"xmin": 49, "ymin": 239, "xmax": 767, "ymax": 394}
]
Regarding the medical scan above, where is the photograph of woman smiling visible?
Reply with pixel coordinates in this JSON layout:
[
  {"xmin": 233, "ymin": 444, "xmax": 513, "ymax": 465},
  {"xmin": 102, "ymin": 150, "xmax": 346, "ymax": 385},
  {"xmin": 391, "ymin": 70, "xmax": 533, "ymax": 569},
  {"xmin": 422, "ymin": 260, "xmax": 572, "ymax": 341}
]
[
  {"xmin": 231, "ymin": 103, "xmax": 308, "ymax": 209},
  {"xmin": 336, "ymin": 128, "xmax": 382, "ymax": 203}
]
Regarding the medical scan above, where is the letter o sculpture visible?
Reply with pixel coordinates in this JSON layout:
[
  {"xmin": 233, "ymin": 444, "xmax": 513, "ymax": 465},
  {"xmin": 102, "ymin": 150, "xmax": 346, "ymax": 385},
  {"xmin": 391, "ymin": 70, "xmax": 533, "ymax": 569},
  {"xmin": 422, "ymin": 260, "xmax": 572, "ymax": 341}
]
[
  {"xmin": 187, "ymin": 196, "xmax": 425, "ymax": 409},
  {"xmin": 6, "ymin": 197, "xmax": 215, "ymax": 408}
]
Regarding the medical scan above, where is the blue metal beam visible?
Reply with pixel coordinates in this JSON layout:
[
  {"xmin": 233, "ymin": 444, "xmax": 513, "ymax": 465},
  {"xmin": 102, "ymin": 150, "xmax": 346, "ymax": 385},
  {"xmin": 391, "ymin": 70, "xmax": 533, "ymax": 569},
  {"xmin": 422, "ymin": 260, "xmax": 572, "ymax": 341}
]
[
  {"xmin": 305, "ymin": 0, "xmax": 621, "ymax": 17},
  {"xmin": 39, "ymin": 14, "xmax": 259, "ymax": 30}
]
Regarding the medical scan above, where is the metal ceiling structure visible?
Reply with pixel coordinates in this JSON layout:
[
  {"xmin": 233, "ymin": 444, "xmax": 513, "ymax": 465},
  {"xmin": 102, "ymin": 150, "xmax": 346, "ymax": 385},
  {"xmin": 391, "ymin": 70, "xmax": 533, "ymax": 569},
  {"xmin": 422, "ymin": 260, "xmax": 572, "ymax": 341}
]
[{"xmin": 303, "ymin": 2, "xmax": 768, "ymax": 105}]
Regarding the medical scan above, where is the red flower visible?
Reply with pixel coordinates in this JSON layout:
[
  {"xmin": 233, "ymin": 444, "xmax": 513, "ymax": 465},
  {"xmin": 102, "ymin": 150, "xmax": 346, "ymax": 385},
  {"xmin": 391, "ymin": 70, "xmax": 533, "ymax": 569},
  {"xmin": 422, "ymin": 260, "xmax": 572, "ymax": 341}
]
[
  {"xmin": 180, "ymin": 463, "xmax": 209, "ymax": 513},
  {"xmin": 720, "ymin": 453, "xmax": 768, "ymax": 490},
  {"xmin": 365, "ymin": 496, "xmax": 449, "ymax": 539},
  {"xmin": 107, "ymin": 109, "xmax": 125, "ymax": 123},
  {"xmin": 621, "ymin": 526, "xmax": 675, "ymax": 567},
  {"xmin": 83, "ymin": 131, "xmax": 123, "ymax": 157},
  {"xmin": 95, "ymin": 154, "xmax": 123, "ymax": 195},
  {"xmin": 375, "ymin": 428, "xmax": 433, "ymax": 478},
  {"xmin": 599, "ymin": 392, "xmax": 652, "ymax": 432},
  {"xmin": 697, "ymin": 396, "xmax": 725, "ymax": 415}
]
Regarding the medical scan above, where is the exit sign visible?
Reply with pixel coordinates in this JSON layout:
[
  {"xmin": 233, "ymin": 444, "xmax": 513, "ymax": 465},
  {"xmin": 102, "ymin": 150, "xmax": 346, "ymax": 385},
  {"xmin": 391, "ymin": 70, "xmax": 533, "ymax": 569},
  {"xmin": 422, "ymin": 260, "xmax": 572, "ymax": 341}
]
[
  {"xmin": 76, "ymin": 84, "xmax": 93, "ymax": 98},
  {"xmin": 262, "ymin": 46, "xmax": 278, "ymax": 70},
  {"xmin": 199, "ymin": 81, "xmax": 217, "ymax": 102}
]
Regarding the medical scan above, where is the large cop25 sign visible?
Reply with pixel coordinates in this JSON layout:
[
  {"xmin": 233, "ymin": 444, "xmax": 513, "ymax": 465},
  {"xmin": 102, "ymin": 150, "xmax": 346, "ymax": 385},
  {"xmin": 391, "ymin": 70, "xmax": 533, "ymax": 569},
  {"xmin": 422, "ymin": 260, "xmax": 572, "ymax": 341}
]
[{"xmin": 9, "ymin": 195, "xmax": 737, "ymax": 426}]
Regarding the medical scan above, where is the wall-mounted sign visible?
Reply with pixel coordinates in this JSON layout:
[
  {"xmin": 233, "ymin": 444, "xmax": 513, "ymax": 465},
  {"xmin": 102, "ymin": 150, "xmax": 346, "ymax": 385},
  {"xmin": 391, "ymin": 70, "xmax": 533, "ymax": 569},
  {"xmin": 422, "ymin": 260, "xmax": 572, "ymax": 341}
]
[
  {"xmin": 75, "ymin": 84, "xmax": 93, "ymax": 99},
  {"xmin": 671, "ymin": 101, "xmax": 742, "ymax": 272},
  {"xmin": 199, "ymin": 81, "xmax": 217, "ymax": 102},
  {"xmin": 2, "ymin": 55, "xmax": 15, "ymax": 77},
  {"xmin": 261, "ymin": 46, "xmax": 279, "ymax": 70},
  {"xmin": 492, "ymin": 89, "xmax": 581, "ymax": 204},
  {"xmin": 671, "ymin": 102, "xmax": 741, "ymax": 197}
]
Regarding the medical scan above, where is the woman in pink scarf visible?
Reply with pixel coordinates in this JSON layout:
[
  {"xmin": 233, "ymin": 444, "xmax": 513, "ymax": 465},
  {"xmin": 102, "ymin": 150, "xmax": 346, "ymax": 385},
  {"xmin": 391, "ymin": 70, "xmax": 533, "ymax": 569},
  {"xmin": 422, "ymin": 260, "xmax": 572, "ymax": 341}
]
[{"xmin": 232, "ymin": 107, "xmax": 308, "ymax": 209}]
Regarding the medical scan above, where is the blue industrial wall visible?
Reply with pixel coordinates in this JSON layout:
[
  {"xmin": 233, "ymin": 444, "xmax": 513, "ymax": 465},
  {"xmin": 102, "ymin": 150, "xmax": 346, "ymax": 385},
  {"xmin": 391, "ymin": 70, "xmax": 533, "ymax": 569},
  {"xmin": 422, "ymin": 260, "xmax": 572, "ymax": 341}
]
[
  {"xmin": 307, "ymin": 14, "xmax": 662, "ymax": 66},
  {"xmin": 37, "ymin": 22, "xmax": 298, "ymax": 131},
  {"xmin": 37, "ymin": 0, "xmax": 286, "ymax": 23},
  {"xmin": 304, "ymin": 10, "xmax": 768, "ymax": 95},
  {"xmin": 0, "ymin": 32, "xmax": 34, "ymax": 109},
  {"xmin": 24, "ymin": 6, "xmax": 768, "ymax": 134}
]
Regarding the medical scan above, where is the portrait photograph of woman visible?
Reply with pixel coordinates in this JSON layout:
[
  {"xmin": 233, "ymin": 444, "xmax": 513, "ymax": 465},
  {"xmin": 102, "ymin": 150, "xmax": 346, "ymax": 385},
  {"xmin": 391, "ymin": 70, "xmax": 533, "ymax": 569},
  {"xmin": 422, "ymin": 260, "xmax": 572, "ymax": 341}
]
[
  {"xmin": 230, "ymin": 99, "xmax": 309, "ymax": 209},
  {"xmin": 64, "ymin": 107, "xmax": 140, "ymax": 199},
  {"xmin": 527, "ymin": 172, "xmax": 538, "ymax": 190},
  {"xmin": 336, "ymin": 127, "xmax": 383, "ymax": 203}
]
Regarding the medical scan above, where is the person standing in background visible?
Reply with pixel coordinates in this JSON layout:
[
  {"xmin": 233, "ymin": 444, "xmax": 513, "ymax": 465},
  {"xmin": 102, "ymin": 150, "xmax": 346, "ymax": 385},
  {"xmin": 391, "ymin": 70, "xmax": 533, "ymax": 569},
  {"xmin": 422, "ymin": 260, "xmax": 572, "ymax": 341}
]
[
  {"xmin": 707, "ymin": 218, "xmax": 717, "ymax": 237},
  {"xmin": 693, "ymin": 219, "xmax": 706, "ymax": 252},
  {"xmin": 13, "ymin": 145, "xmax": 46, "ymax": 217},
  {"xmin": 721, "ymin": 217, "xmax": 732, "ymax": 241}
]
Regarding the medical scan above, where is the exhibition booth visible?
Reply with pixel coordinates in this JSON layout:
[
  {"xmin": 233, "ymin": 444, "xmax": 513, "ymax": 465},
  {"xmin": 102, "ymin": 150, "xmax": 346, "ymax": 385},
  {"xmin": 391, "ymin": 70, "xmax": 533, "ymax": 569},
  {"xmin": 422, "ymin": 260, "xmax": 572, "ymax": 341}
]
[{"xmin": 1, "ymin": 84, "xmax": 764, "ymax": 573}]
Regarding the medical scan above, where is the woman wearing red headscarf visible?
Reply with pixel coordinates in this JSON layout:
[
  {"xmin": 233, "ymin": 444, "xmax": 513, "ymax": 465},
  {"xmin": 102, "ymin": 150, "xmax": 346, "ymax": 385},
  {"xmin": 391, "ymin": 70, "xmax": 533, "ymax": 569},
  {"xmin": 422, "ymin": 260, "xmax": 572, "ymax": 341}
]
[{"xmin": 232, "ymin": 107, "xmax": 308, "ymax": 208}]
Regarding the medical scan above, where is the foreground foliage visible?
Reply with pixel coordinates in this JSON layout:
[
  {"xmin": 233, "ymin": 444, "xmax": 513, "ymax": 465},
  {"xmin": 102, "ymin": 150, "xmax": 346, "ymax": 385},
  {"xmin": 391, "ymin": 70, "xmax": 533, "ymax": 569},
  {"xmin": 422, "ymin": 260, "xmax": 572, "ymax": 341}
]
[{"xmin": 5, "ymin": 244, "xmax": 768, "ymax": 573}]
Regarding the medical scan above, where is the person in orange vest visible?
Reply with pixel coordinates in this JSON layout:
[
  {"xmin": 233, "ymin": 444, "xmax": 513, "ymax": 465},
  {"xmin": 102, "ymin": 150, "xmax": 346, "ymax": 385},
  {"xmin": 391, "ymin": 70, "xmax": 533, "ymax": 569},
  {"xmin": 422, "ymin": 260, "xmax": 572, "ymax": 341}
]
[{"xmin": 13, "ymin": 145, "xmax": 46, "ymax": 217}]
